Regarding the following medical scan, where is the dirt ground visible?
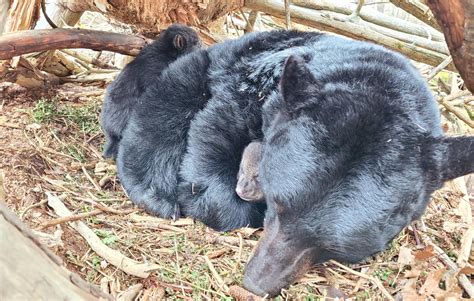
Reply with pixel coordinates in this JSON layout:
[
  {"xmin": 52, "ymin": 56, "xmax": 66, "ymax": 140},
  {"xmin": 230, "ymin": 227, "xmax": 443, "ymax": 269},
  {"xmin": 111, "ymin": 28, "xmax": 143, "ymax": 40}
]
[{"xmin": 0, "ymin": 78, "xmax": 473, "ymax": 300}]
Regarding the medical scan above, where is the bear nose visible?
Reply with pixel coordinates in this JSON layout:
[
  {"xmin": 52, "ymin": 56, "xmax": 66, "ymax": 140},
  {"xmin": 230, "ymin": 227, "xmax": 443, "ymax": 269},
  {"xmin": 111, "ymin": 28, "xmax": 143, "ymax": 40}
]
[
  {"xmin": 243, "ymin": 274, "xmax": 272, "ymax": 297},
  {"xmin": 235, "ymin": 186, "xmax": 244, "ymax": 197}
]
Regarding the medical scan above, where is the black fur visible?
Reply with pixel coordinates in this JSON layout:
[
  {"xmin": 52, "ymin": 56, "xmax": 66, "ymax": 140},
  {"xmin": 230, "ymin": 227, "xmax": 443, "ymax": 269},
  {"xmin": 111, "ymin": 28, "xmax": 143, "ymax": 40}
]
[
  {"xmin": 117, "ymin": 30, "xmax": 323, "ymax": 230},
  {"xmin": 101, "ymin": 24, "xmax": 201, "ymax": 159},
  {"xmin": 243, "ymin": 39, "xmax": 474, "ymax": 296}
]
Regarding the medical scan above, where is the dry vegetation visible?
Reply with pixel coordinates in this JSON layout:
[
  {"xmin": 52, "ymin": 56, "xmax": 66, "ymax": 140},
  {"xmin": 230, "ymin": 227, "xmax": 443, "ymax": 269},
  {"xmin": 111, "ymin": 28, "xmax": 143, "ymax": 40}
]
[{"xmin": 1, "ymin": 6, "xmax": 474, "ymax": 301}]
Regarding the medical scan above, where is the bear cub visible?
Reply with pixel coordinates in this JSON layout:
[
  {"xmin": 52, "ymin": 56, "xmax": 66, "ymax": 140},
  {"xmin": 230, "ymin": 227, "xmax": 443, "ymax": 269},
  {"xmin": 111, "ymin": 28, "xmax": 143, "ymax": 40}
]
[
  {"xmin": 236, "ymin": 141, "xmax": 264, "ymax": 202},
  {"xmin": 101, "ymin": 24, "xmax": 201, "ymax": 159}
]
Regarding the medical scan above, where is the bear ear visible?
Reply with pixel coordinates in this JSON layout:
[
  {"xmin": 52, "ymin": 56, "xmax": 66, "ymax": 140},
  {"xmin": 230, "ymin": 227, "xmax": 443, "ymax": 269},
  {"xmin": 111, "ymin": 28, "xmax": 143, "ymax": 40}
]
[
  {"xmin": 280, "ymin": 55, "xmax": 321, "ymax": 108},
  {"xmin": 173, "ymin": 34, "xmax": 186, "ymax": 50},
  {"xmin": 434, "ymin": 136, "xmax": 474, "ymax": 182}
]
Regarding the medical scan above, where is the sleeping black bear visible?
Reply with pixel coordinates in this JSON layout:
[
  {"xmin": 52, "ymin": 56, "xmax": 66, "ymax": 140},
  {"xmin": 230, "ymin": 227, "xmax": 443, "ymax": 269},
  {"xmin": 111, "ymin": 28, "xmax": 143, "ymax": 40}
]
[
  {"xmin": 117, "ymin": 30, "xmax": 320, "ymax": 230},
  {"xmin": 242, "ymin": 44, "xmax": 474, "ymax": 297},
  {"xmin": 101, "ymin": 24, "xmax": 201, "ymax": 159},
  {"xmin": 113, "ymin": 28, "xmax": 474, "ymax": 297}
]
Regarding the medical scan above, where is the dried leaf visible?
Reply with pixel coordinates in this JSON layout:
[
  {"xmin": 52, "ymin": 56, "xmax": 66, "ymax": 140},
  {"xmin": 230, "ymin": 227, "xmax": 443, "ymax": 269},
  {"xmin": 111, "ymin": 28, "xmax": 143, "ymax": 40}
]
[
  {"xmin": 235, "ymin": 227, "xmax": 261, "ymax": 237},
  {"xmin": 459, "ymin": 266, "xmax": 474, "ymax": 275},
  {"xmin": 442, "ymin": 221, "xmax": 459, "ymax": 233},
  {"xmin": 398, "ymin": 278, "xmax": 423, "ymax": 301},
  {"xmin": 207, "ymin": 248, "xmax": 229, "ymax": 259},
  {"xmin": 414, "ymin": 245, "xmax": 435, "ymax": 261},
  {"xmin": 403, "ymin": 268, "xmax": 422, "ymax": 278},
  {"xmin": 419, "ymin": 268, "xmax": 445, "ymax": 296},
  {"xmin": 326, "ymin": 286, "xmax": 347, "ymax": 299},
  {"xmin": 398, "ymin": 246, "xmax": 415, "ymax": 266}
]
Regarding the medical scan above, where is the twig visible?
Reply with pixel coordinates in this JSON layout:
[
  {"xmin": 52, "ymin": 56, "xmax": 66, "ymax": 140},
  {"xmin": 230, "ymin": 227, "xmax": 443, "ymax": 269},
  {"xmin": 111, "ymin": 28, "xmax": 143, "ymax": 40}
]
[
  {"xmin": 116, "ymin": 284, "xmax": 143, "ymax": 301},
  {"xmin": 410, "ymin": 222, "xmax": 422, "ymax": 246},
  {"xmin": 0, "ymin": 122, "xmax": 21, "ymax": 129},
  {"xmin": 345, "ymin": 0, "xmax": 365, "ymax": 21},
  {"xmin": 40, "ymin": 209, "xmax": 103, "ymax": 229},
  {"xmin": 61, "ymin": 72, "xmax": 118, "ymax": 83},
  {"xmin": 41, "ymin": 206, "xmax": 138, "ymax": 229},
  {"xmin": 158, "ymin": 282, "xmax": 193, "ymax": 294},
  {"xmin": 426, "ymin": 55, "xmax": 453, "ymax": 80},
  {"xmin": 206, "ymin": 234, "xmax": 258, "ymax": 247},
  {"xmin": 439, "ymin": 97, "xmax": 474, "ymax": 128},
  {"xmin": 245, "ymin": 11, "xmax": 260, "ymax": 33},
  {"xmin": 45, "ymin": 192, "xmax": 160, "ymax": 278},
  {"xmin": 443, "ymin": 90, "xmax": 471, "ymax": 102},
  {"xmin": 329, "ymin": 260, "xmax": 394, "ymax": 301},
  {"xmin": 81, "ymin": 166, "xmax": 101, "ymax": 192},
  {"xmin": 284, "ymin": 0, "xmax": 291, "ymax": 29},
  {"xmin": 204, "ymin": 255, "xmax": 230, "ymax": 293},
  {"xmin": 19, "ymin": 199, "xmax": 48, "ymax": 219},
  {"xmin": 457, "ymin": 224, "xmax": 474, "ymax": 268},
  {"xmin": 417, "ymin": 221, "xmax": 474, "ymax": 298},
  {"xmin": 61, "ymin": 49, "xmax": 118, "ymax": 70}
]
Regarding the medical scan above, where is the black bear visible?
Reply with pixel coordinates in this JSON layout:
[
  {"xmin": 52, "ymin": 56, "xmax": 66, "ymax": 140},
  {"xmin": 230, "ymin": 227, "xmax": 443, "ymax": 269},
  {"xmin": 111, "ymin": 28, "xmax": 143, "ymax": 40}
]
[
  {"xmin": 242, "ymin": 47, "xmax": 474, "ymax": 296},
  {"xmin": 101, "ymin": 24, "xmax": 201, "ymax": 159},
  {"xmin": 117, "ymin": 30, "xmax": 321, "ymax": 230},
  {"xmin": 235, "ymin": 141, "xmax": 264, "ymax": 202}
]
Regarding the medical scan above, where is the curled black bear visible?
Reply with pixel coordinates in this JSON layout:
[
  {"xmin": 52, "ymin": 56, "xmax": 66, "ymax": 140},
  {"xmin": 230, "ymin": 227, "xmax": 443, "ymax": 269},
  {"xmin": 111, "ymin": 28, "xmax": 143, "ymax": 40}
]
[
  {"xmin": 101, "ymin": 24, "xmax": 201, "ymax": 159},
  {"xmin": 117, "ymin": 30, "xmax": 322, "ymax": 230},
  {"xmin": 243, "ymin": 41, "xmax": 474, "ymax": 296}
]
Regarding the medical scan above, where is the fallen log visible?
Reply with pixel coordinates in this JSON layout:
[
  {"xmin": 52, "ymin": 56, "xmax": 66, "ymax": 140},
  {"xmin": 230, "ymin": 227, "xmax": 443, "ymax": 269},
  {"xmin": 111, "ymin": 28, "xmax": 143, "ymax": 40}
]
[
  {"xmin": 0, "ymin": 201, "xmax": 112, "ymax": 300},
  {"xmin": 0, "ymin": 28, "xmax": 151, "ymax": 60}
]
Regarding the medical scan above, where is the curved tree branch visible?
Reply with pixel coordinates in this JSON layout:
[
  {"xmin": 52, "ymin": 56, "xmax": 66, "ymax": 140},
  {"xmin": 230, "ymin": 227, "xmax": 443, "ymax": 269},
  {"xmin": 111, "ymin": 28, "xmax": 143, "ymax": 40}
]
[{"xmin": 0, "ymin": 28, "xmax": 151, "ymax": 60}]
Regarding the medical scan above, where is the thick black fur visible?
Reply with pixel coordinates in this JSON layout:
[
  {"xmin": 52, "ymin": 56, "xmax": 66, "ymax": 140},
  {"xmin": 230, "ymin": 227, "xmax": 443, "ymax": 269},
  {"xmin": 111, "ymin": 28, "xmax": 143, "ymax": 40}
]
[
  {"xmin": 101, "ymin": 24, "xmax": 201, "ymax": 159},
  {"xmin": 243, "ymin": 38, "xmax": 474, "ymax": 296},
  {"xmin": 117, "ymin": 30, "xmax": 323, "ymax": 230}
]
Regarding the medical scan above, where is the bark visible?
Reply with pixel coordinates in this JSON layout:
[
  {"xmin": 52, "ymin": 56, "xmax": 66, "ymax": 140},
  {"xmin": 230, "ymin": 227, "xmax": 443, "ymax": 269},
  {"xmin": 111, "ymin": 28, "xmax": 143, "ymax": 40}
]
[
  {"xmin": 3, "ymin": 0, "xmax": 40, "ymax": 33},
  {"xmin": 57, "ymin": 0, "xmax": 244, "ymax": 34},
  {"xmin": 426, "ymin": 0, "xmax": 474, "ymax": 93},
  {"xmin": 245, "ymin": 0, "xmax": 453, "ymax": 70},
  {"xmin": 36, "ymin": 0, "xmax": 84, "ymax": 29},
  {"xmin": 0, "ymin": 0, "xmax": 9, "ymax": 33},
  {"xmin": 0, "ymin": 29, "xmax": 151, "ymax": 60},
  {"xmin": 0, "ymin": 202, "xmax": 112, "ymax": 300}
]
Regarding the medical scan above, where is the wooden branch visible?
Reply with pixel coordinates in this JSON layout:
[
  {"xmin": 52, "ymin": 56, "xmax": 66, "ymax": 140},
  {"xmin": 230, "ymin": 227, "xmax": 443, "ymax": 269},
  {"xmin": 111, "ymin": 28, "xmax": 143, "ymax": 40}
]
[
  {"xmin": 389, "ymin": 0, "xmax": 441, "ymax": 31},
  {"xmin": 366, "ymin": 21, "xmax": 448, "ymax": 54},
  {"xmin": 0, "ymin": 201, "xmax": 112, "ymax": 300},
  {"xmin": 0, "ymin": 28, "xmax": 151, "ymax": 60},
  {"xmin": 426, "ymin": 55, "xmax": 452, "ymax": 80},
  {"xmin": 426, "ymin": 0, "xmax": 474, "ymax": 93},
  {"xmin": 46, "ymin": 192, "xmax": 160, "ymax": 278},
  {"xmin": 245, "ymin": 0, "xmax": 453, "ymax": 70},
  {"xmin": 294, "ymin": 0, "xmax": 444, "ymax": 41},
  {"xmin": 439, "ymin": 98, "xmax": 474, "ymax": 129}
]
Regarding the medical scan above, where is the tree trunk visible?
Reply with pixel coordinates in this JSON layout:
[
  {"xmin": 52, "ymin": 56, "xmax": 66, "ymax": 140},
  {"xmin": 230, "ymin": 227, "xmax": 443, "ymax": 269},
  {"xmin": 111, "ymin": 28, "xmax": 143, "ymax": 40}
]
[
  {"xmin": 0, "ymin": 202, "xmax": 112, "ymax": 300},
  {"xmin": 3, "ymin": 0, "xmax": 40, "ymax": 33},
  {"xmin": 36, "ymin": 0, "xmax": 85, "ymax": 29},
  {"xmin": 0, "ymin": 0, "xmax": 9, "ymax": 34},
  {"xmin": 57, "ymin": 0, "xmax": 244, "ymax": 34},
  {"xmin": 426, "ymin": 0, "xmax": 474, "ymax": 94}
]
